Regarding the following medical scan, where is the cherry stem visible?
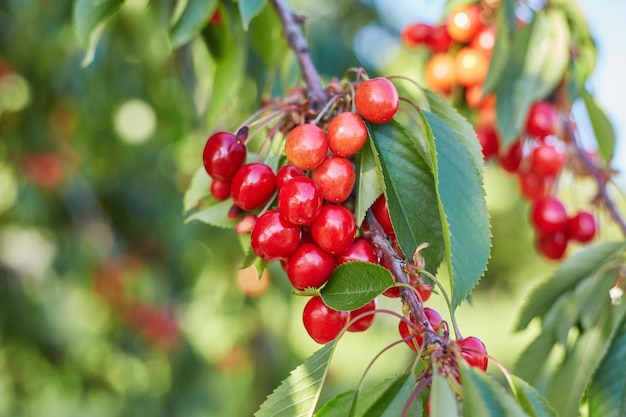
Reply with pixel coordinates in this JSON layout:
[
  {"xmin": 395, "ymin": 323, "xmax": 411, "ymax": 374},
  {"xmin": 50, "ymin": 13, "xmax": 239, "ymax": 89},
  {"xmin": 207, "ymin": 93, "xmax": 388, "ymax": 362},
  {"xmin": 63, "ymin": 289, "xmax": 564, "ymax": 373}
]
[
  {"xmin": 270, "ymin": 0, "xmax": 328, "ymax": 109},
  {"xmin": 366, "ymin": 211, "xmax": 439, "ymax": 345},
  {"xmin": 401, "ymin": 375, "xmax": 432, "ymax": 417},
  {"xmin": 567, "ymin": 117, "xmax": 626, "ymax": 237}
]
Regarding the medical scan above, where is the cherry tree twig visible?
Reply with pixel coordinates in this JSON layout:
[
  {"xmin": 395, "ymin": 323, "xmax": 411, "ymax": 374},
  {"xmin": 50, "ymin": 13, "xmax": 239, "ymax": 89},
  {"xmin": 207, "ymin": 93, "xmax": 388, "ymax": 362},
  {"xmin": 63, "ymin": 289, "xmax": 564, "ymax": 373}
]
[{"xmin": 270, "ymin": 0, "xmax": 328, "ymax": 109}]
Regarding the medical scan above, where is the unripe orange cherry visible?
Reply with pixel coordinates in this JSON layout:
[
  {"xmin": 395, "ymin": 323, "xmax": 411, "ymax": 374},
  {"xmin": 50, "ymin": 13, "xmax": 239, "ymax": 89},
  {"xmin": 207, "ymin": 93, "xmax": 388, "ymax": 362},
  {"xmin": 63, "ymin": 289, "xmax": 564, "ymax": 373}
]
[
  {"xmin": 327, "ymin": 112, "xmax": 368, "ymax": 157},
  {"xmin": 454, "ymin": 47, "xmax": 488, "ymax": 87},
  {"xmin": 446, "ymin": 3, "xmax": 484, "ymax": 43},
  {"xmin": 425, "ymin": 53, "xmax": 455, "ymax": 94}
]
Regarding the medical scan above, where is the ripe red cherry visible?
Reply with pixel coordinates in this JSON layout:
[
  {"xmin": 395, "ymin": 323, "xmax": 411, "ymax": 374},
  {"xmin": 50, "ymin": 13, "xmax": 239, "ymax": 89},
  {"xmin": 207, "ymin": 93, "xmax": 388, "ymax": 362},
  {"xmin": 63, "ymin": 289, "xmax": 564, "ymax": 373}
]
[
  {"xmin": 354, "ymin": 78, "xmax": 400, "ymax": 124},
  {"xmin": 286, "ymin": 243, "xmax": 336, "ymax": 290},
  {"xmin": 525, "ymin": 101, "xmax": 559, "ymax": 138},
  {"xmin": 401, "ymin": 23, "xmax": 433, "ymax": 47},
  {"xmin": 250, "ymin": 210, "xmax": 301, "ymax": 261},
  {"xmin": 310, "ymin": 205, "xmax": 357, "ymax": 255},
  {"xmin": 567, "ymin": 211, "xmax": 596, "ymax": 243},
  {"xmin": 499, "ymin": 139, "xmax": 523, "ymax": 173},
  {"xmin": 529, "ymin": 141, "xmax": 566, "ymax": 177},
  {"xmin": 327, "ymin": 112, "xmax": 368, "ymax": 157},
  {"xmin": 531, "ymin": 198, "xmax": 568, "ymax": 234},
  {"xmin": 426, "ymin": 24, "xmax": 452, "ymax": 52},
  {"xmin": 446, "ymin": 3, "xmax": 484, "ymax": 43},
  {"xmin": 470, "ymin": 25, "xmax": 496, "ymax": 54},
  {"xmin": 278, "ymin": 177, "xmax": 323, "ymax": 225},
  {"xmin": 370, "ymin": 195, "xmax": 394, "ymax": 235},
  {"xmin": 276, "ymin": 164, "xmax": 305, "ymax": 188},
  {"xmin": 303, "ymin": 296, "xmax": 349, "ymax": 344},
  {"xmin": 202, "ymin": 132, "xmax": 247, "ymax": 180},
  {"xmin": 475, "ymin": 124, "xmax": 500, "ymax": 160},
  {"xmin": 398, "ymin": 307, "xmax": 444, "ymax": 351},
  {"xmin": 518, "ymin": 171, "xmax": 553, "ymax": 201},
  {"xmin": 348, "ymin": 299, "xmax": 377, "ymax": 332},
  {"xmin": 210, "ymin": 178, "xmax": 231, "ymax": 201},
  {"xmin": 230, "ymin": 163, "xmax": 276, "ymax": 210},
  {"xmin": 458, "ymin": 336, "xmax": 488, "ymax": 371},
  {"xmin": 311, "ymin": 155, "xmax": 356, "ymax": 203},
  {"xmin": 336, "ymin": 238, "xmax": 378, "ymax": 265},
  {"xmin": 285, "ymin": 124, "xmax": 329, "ymax": 170},
  {"xmin": 536, "ymin": 231, "xmax": 569, "ymax": 260}
]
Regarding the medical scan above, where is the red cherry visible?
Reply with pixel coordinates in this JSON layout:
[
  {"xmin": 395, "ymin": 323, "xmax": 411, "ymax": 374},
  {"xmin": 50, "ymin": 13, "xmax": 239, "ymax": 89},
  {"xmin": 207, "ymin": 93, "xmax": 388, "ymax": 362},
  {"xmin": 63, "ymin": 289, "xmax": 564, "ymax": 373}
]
[
  {"xmin": 457, "ymin": 336, "xmax": 488, "ymax": 371},
  {"xmin": 202, "ymin": 132, "xmax": 247, "ymax": 180},
  {"xmin": 470, "ymin": 25, "xmax": 496, "ymax": 54},
  {"xmin": 398, "ymin": 307, "xmax": 444, "ymax": 351},
  {"xmin": 525, "ymin": 101, "xmax": 559, "ymax": 138},
  {"xmin": 251, "ymin": 210, "xmax": 301, "ymax": 261},
  {"xmin": 348, "ymin": 299, "xmax": 377, "ymax": 332},
  {"xmin": 370, "ymin": 195, "xmax": 394, "ymax": 235},
  {"xmin": 354, "ymin": 78, "xmax": 400, "ymax": 124},
  {"xmin": 475, "ymin": 124, "xmax": 500, "ymax": 160},
  {"xmin": 426, "ymin": 24, "xmax": 453, "ymax": 52},
  {"xmin": 310, "ymin": 205, "xmax": 357, "ymax": 255},
  {"xmin": 327, "ymin": 112, "xmax": 368, "ymax": 157},
  {"xmin": 24, "ymin": 153, "xmax": 64, "ymax": 188},
  {"xmin": 285, "ymin": 124, "xmax": 329, "ymax": 170},
  {"xmin": 210, "ymin": 178, "xmax": 231, "ymax": 201},
  {"xmin": 536, "ymin": 230, "xmax": 569, "ymax": 260},
  {"xmin": 446, "ymin": 3, "xmax": 484, "ymax": 43},
  {"xmin": 276, "ymin": 164, "xmax": 305, "ymax": 188},
  {"xmin": 278, "ymin": 176, "xmax": 323, "ymax": 225},
  {"xmin": 530, "ymin": 198, "xmax": 568, "ymax": 234},
  {"xmin": 499, "ymin": 139, "xmax": 523, "ymax": 173},
  {"xmin": 518, "ymin": 171, "xmax": 553, "ymax": 201},
  {"xmin": 230, "ymin": 163, "xmax": 276, "ymax": 210},
  {"xmin": 567, "ymin": 211, "xmax": 597, "ymax": 243},
  {"xmin": 311, "ymin": 155, "xmax": 356, "ymax": 203},
  {"xmin": 401, "ymin": 23, "xmax": 433, "ymax": 47},
  {"xmin": 286, "ymin": 242, "xmax": 336, "ymax": 290},
  {"xmin": 529, "ymin": 141, "xmax": 566, "ymax": 177},
  {"xmin": 336, "ymin": 238, "xmax": 378, "ymax": 265},
  {"xmin": 303, "ymin": 296, "xmax": 349, "ymax": 344}
]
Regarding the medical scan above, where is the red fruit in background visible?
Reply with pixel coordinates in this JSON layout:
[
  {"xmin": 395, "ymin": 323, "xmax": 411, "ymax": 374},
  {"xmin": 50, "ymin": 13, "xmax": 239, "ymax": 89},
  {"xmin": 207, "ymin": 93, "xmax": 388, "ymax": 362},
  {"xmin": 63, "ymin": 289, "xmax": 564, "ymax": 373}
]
[
  {"xmin": 536, "ymin": 230, "xmax": 569, "ymax": 260},
  {"xmin": 475, "ymin": 124, "xmax": 500, "ymax": 160},
  {"xmin": 24, "ymin": 153, "xmax": 64, "ymax": 188},
  {"xmin": 470, "ymin": 25, "xmax": 496, "ymax": 54},
  {"xmin": 285, "ymin": 124, "xmax": 329, "ymax": 170},
  {"xmin": 210, "ymin": 178, "xmax": 231, "ymax": 201},
  {"xmin": 278, "ymin": 176, "xmax": 323, "ymax": 225},
  {"xmin": 567, "ymin": 211, "xmax": 597, "ymax": 243},
  {"xmin": 499, "ymin": 139, "xmax": 523, "ymax": 173},
  {"xmin": 348, "ymin": 299, "xmax": 377, "ymax": 332},
  {"xmin": 126, "ymin": 304, "xmax": 181, "ymax": 352},
  {"xmin": 401, "ymin": 23, "xmax": 433, "ymax": 47},
  {"xmin": 529, "ymin": 141, "xmax": 566, "ymax": 177},
  {"xmin": 458, "ymin": 336, "xmax": 488, "ymax": 371},
  {"xmin": 446, "ymin": 3, "xmax": 484, "ymax": 43},
  {"xmin": 276, "ymin": 164, "xmax": 305, "ymax": 188},
  {"xmin": 303, "ymin": 296, "xmax": 349, "ymax": 344},
  {"xmin": 230, "ymin": 163, "xmax": 276, "ymax": 210},
  {"xmin": 531, "ymin": 198, "xmax": 568, "ymax": 234},
  {"xmin": 354, "ymin": 77, "xmax": 399, "ymax": 124},
  {"xmin": 454, "ymin": 47, "xmax": 489, "ymax": 87},
  {"xmin": 310, "ymin": 205, "xmax": 357, "ymax": 255},
  {"xmin": 336, "ymin": 238, "xmax": 378, "ymax": 265},
  {"xmin": 286, "ymin": 242, "xmax": 336, "ymax": 290},
  {"xmin": 311, "ymin": 155, "xmax": 356, "ymax": 203},
  {"xmin": 371, "ymin": 195, "xmax": 394, "ymax": 236},
  {"xmin": 426, "ymin": 24, "xmax": 453, "ymax": 52},
  {"xmin": 327, "ymin": 112, "xmax": 368, "ymax": 157},
  {"xmin": 518, "ymin": 171, "xmax": 553, "ymax": 201},
  {"xmin": 425, "ymin": 53, "xmax": 455, "ymax": 94},
  {"xmin": 251, "ymin": 210, "xmax": 301, "ymax": 261},
  {"xmin": 202, "ymin": 132, "xmax": 247, "ymax": 180},
  {"xmin": 525, "ymin": 101, "xmax": 559, "ymax": 138}
]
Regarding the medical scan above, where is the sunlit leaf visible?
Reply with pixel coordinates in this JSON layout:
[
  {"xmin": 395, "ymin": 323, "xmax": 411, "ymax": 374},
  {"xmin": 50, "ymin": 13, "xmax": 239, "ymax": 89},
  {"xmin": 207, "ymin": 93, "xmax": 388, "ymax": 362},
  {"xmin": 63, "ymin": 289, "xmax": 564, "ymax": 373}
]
[
  {"xmin": 169, "ymin": 0, "xmax": 218, "ymax": 47},
  {"xmin": 430, "ymin": 371, "xmax": 461, "ymax": 417},
  {"xmin": 510, "ymin": 375, "xmax": 557, "ymax": 417},
  {"xmin": 583, "ymin": 89, "xmax": 616, "ymax": 162},
  {"xmin": 185, "ymin": 198, "xmax": 238, "ymax": 228},
  {"xmin": 314, "ymin": 391, "xmax": 355, "ymax": 417},
  {"xmin": 513, "ymin": 333, "xmax": 555, "ymax": 385},
  {"xmin": 183, "ymin": 166, "xmax": 212, "ymax": 213},
  {"xmin": 239, "ymin": 0, "xmax": 267, "ymax": 30},
  {"xmin": 73, "ymin": 0, "xmax": 124, "ymax": 66},
  {"xmin": 482, "ymin": 0, "xmax": 513, "ymax": 94},
  {"xmin": 355, "ymin": 138, "xmax": 385, "ymax": 227},
  {"xmin": 321, "ymin": 262, "xmax": 393, "ymax": 311}
]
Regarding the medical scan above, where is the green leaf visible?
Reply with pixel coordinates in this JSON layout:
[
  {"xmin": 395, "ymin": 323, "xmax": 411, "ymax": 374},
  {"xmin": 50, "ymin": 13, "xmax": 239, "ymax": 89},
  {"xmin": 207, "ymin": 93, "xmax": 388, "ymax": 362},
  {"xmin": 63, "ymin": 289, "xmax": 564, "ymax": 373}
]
[
  {"xmin": 368, "ymin": 121, "xmax": 445, "ymax": 276},
  {"xmin": 583, "ymin": 89, "xmax": 616, "ymax": 162},
  {"xmin": 248, "ymin": 5, "xmax": 285, "ymax": 68},
  {"xmin": 461, "ymin": 366, "xmax": 529, "ymax": 417},
  {"xmin": 516, "ymin": 241, "xmax": 626, "ymax": 330},
  {"xmin": 442, "ymin": 0, "xmax": 476, "ymax": 17},
  {"xmin": 589, "ymin": 318, "xmax": 626, "ymax": 417},
  {"xmin": 430, "ymin": 371, "xmax": 461, "ymax": 417},
  {"xmin": 73, "ymin": 0, "xmax": 124, "ymax": 66},
  {"xmin": 170, "ymin": 0, "xmax": 218, "ymax": 48},
  {"xmin": 355, "ymin": 138, "xmax": 385, "ymax": 227},
  {"xmin": 321, "ymin": 262, "xmax": 394, "ymax": 311},
  {"xmin": 255, "ymin": 341, "xmax": 338, "ymax": 417},
  {"xmin": 482, "ymin": 0, "xmax": 513, "ymax": 94},
  {"xmin": 513, "ymin": 332, "xmax": 555, "ymax": 385},
  {"xmin": 314, "ymin": 391, "xmax": 356, "ymax": 417},
  {"xmin": 185, "ymin": 198, "xmax": 238, "ymax": 228},
  {"xmin": 362, "ymin": 373, "xmax": 421, "ymax": 417},
  {"xmin": 183, "ymin": 166, "xmax": 212, "ymax": 213},
  {"xmin": 239, "ymin": 0, "xmax": 267, "ymax": 30},
  {"xmin": 206, "ymin": 37, "xmax": 246, "ymax": 127},
  {"xmin": 510, "ymin": 375, "xmax": 557, "ymax": 417},
  {"xmin": 421, "ymin": 111, "xmax": 491, "ymax": 309}
]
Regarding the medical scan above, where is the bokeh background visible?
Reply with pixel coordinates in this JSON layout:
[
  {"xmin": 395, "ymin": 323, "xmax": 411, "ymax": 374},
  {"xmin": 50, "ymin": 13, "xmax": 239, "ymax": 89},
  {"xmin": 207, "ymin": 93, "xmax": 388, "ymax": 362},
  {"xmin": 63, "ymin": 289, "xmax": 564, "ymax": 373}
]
[{"xmin": 0, "ymin": 0, "xmax": 624, "ymax": 416}]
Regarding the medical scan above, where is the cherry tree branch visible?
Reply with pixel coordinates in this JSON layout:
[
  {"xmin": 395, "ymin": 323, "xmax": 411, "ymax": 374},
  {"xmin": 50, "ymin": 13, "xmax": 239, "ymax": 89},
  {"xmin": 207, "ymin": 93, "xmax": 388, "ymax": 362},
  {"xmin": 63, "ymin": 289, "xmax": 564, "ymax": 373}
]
[{"xmin": 270, "ymin": 0, "xmax": 328, "ymax": 109}]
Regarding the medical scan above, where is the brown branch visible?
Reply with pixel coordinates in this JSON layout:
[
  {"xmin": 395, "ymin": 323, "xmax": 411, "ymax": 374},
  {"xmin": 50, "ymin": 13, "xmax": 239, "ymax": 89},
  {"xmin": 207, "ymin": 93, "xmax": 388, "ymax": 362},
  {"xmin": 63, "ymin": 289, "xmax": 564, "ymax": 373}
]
[{"xmin": 270, "ymin": 0, "xmax": 328, "ymax": 109}]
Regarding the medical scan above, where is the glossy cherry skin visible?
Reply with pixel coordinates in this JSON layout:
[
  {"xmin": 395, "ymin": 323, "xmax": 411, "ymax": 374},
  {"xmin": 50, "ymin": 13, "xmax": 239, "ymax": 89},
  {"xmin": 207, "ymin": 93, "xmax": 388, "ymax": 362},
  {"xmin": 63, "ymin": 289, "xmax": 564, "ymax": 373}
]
[
  {"xmin": 202, "ymin": 131, "xmax": 247, "ymax": 180},
  {"xmin": 230, "ymin": 163, "xmax": 276, "ymax": 210},
  {"xmin": 251, "ymin": 210, "xmax": 301, "ymax": 261},
  {"xmin": 470, "ymin": 25, "xmax": 496, "ymax": 54},
  {"xmin": 536, "ymin": 230, "xmax": 569, "ymax": 260},
  {"xmin": 286, "ymin": 242, "xmax": 336, "ymax": 290},
  {"xmin": 210, "ymin": 178, "xmax": 231, "ymax": 201},
  {"xmin": 398, "ymin": 307, "xmax": 444, "ymax": 351},
  {"xmin": 276, "ymin": 164, "xmax": 305, "ymax": 188},
  {"xmin": 458, "ymin": 336, "xmax": 488, "ymax": 371},
  {"xmin": 499, "ymin": 139, "xmax": 523, "ymax": 173},
  {"xmin": 525, "ymin": 101, "xmax": 559, "ymax": 138},
  {"xmin": 310, "ymin": 205, "xmax": 357, "ymax": 255},
  {"xmin": 371, "ymin": 195, "xmax": 394, "ymax": 236},
  {"xmin": 475, "ymin": 124, "xmax": 500, "ymax": 161},
  {"xmin": 529, "ymin": 141, "xmax": 566, "ymax": 177},
  {"xmin": 518, "ymin": 171, "xmax": 553, "ymax": 201},
  {"xmin": 285, "ymin": 124, "xmax": 329, "ymax": 170},
  {"xmin": 446, "ymin": 3, "xmax": 484, "ymax": 43},
  {"xmin": 336, "ymin": 238, "xmax": 378, "ymax": 265},
  {"xmin": 327, "ymin": 112, "xmax": 368, "ymax": 157},
  {"xmin": 303, "ymin": 296, "xmax": 349, "ymax": 344},
  {"xmin": 311, "ymin": 155, "xmax": 356, "ymax": 203},
  {"xmin": 530, "ymin": 198, "xmax": 568, "ymax": 234},
  {"xmin": 348, "ymin": 299, "xmax": 377, "ymax": 332},
  {"xmin": 278, "ymin": 176, "xmax": 323, "ymax": 225},
  {"xmin": 354, "ymin": 78, "xmax": 399, "ymax": 124},
  {"xmin": 567, "ymin": 211, "xmax": 597, "ymax": 243}
]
